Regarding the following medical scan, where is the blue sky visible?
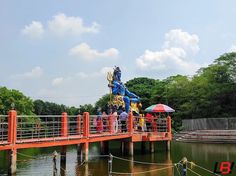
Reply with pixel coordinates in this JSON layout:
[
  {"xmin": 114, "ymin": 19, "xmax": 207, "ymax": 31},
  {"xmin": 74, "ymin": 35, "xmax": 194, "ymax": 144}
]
[{"xmin": 1, "ymin": 0, "xmax": 236, "ymax": 106}]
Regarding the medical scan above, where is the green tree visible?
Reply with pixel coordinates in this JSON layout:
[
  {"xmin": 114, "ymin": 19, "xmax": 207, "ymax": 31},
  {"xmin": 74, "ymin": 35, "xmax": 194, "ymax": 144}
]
[
  {"xmin": 94, "ymin": 94, "xmax": 112, "ymax": 113},
  {"xmin": 125, "ymin": 77, "xmax": 158, "ymax": 109},
  {"xmin": 0, "ymin": 87, "xmax": 34, "ymax": 115}
]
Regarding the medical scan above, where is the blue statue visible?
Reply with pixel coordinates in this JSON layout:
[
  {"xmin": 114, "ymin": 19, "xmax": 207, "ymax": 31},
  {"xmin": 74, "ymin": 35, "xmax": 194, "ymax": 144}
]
[{"xmin": 108, "ymin": 67, "xmax": 140, "ymax": 113}]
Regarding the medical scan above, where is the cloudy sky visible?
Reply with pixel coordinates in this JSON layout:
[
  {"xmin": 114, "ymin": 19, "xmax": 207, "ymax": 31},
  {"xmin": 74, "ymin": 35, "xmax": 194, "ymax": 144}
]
[{"xmin": 1, "ymin": 0, "xmax": 236, "ymax": 106}]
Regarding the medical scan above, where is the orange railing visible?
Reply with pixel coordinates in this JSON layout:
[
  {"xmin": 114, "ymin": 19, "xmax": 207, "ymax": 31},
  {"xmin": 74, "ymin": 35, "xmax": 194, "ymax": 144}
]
[{"xmin": 0, "ymin": 110, "xmax": 172, "ymax": 148}]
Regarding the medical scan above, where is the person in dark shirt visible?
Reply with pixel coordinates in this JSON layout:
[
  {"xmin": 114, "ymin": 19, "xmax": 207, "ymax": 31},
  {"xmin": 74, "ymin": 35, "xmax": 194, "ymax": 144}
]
[{"xmin": 119, "ymin": 108, "xmax": 128, "ymax": 132}]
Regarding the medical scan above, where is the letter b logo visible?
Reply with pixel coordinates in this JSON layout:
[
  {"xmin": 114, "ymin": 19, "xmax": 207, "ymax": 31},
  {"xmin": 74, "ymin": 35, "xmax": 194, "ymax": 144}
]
[{"xmin": 220, "ymin": 162, "xmax": 234, "ymax": 175}]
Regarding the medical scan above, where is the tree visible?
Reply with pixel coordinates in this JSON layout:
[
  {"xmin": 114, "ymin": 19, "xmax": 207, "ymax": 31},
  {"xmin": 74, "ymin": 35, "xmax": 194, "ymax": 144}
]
[
  {"xmin": 94, "ymin": 94, "xmax": 112, "ymax": 113},
  {"xmin": 0, "ymin": 87, "xmax": 34, "ymax": 115},
  {"xmin": 79, "ymin": 104, "xmax": 95, "ymax": 114},
  {"xmin": 125, "ymin": 77, "xmax": 158, "ymax": 109}
]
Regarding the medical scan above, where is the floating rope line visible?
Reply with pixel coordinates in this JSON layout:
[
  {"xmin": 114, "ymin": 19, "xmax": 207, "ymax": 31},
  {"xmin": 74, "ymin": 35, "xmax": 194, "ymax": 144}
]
[
  {"xmin": 187, "ymin": 167, "xmax": 203, "ymax": 176},
  {"xmin": 175, "ymin": 163, "xmax": 182, "ymax": 176},
  {"xmin": 111, "ymin": 165, "xmax": 174, "ymax": 175},
  {"xmin": 186, "ymin": 161, "xmax": 221, "ymax": 176},
  {"xmin": 77, "ymin": 160, "xmax": 86, "ymax": 167},
  {"xmin": 112, "ymin": 155, "xmax": 174, "ymax": 166},
  {"xmin": 88, "ymin": 154, "xmax": 109, "ymax": 158},
  {"xmin": 17, "ymin": 152, "xmax": 49, "ymax": 160}
]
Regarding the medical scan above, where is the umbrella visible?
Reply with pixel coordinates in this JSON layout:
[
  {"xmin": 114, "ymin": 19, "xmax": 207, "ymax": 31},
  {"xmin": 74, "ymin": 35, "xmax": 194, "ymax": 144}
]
[{"xmin": 145, "ymin": 104, "xmax": 175, "ymax": 113}]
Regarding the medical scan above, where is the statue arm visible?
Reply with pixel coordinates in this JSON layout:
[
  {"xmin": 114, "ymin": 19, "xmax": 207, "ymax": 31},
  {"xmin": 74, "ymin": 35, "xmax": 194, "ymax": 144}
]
[
  {"xmin": 111, "ymin": 81, "xmax": 120, "ymax": 94},
  {"xmin": 125, "ymin": 88, "xmax": 139, "ymax": 100}
]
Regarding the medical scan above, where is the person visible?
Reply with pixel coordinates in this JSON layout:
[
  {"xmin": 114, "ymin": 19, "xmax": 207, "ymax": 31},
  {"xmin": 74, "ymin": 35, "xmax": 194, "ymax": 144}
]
[
  {"xmin": 101, "ymin": 111, "xmax": 108, "ymax": 132},
  {"xmin": 146, "ymin": 113, "xmax": 152, "ymax": 132},
  {"xmin": 112, "ymin": 110, "xmax": 118, "ymax": 133},
  {"xmin": 138, "ymin": 114, "xmax": 146, "ymax": 132},
  {"xmin": 96, "ymin": 108, "xmax": 103, "ymax": 133},
  {"xmin": 119, "ymin": 108, "xmax": 128, "ymax": 132},
  {"xmin": 108, "ymin": 67, "xmax": 140, "ymax": 113}
]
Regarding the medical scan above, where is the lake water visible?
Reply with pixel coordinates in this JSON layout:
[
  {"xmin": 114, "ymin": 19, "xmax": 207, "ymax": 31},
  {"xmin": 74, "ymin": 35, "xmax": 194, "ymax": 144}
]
[{"xmin": 1, "ymin": 141, "xmax": 236, "ymax": 175}]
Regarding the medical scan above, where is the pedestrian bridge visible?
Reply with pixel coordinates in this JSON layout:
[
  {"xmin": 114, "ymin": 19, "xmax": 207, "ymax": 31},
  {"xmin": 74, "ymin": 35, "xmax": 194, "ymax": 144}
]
[{"xmin": 0, "ymin": 110, "xmax": 172, "ymax": 174}]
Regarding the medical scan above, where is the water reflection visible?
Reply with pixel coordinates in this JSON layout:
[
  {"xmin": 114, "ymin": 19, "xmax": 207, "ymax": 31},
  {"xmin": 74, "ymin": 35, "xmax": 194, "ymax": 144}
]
[{"xmin": 1, "ymin": 141, "xmax": 236, "ymax": 175}]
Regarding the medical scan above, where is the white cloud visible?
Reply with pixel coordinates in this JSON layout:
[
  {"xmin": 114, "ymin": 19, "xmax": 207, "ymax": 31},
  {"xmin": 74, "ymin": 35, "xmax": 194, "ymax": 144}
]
[
  {"xmin": 228, "ymin": 45, "xmax": 236, "ymax": 52},
  {"xmin": 12, "ymin": 66, "xmax": 43, "ymax": 79},
  {"xmin": 21, "ymin": 21, "xmax": 44, "ymax": 39},
  {"xmin": 163, "ymin": 29, "xmax": 199, "ymax": 54},
  {"xmin": 100, "ymin": 67, "xmax": 113, "ymax": 75},
  {"xmin": 136, "ymin": 29, "xmax": 201, "ymax": 77},
  {"xmin": 52, "ymin": 77, "xmax": 64, "ymax": 86},
  {"xmin": 69, "ymin": 43, "xmax": 119, "ymax": 60},
  {"xmin": 48, "ymin": 13, "xmax": 99, "ymax": 36},
  {"xmin": 76, "ymin": 72, "xmax": 89, "ymax": 79}
]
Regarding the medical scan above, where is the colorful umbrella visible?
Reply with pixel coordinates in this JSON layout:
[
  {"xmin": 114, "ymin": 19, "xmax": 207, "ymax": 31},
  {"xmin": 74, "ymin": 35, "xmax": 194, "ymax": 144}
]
[{"xmin": 145, "ymin": 104, "xmax": 175, "ymax": 113}]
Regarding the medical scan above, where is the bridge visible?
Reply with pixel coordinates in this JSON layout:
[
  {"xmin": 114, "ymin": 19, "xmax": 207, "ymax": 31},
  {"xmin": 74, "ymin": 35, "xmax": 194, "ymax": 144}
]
[{"xmin": 0, "ymin": 110, "xmax": 172, "ymax": 175}]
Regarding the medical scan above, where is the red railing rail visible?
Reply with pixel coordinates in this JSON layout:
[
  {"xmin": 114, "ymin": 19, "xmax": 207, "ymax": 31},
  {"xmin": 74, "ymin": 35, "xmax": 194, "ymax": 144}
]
[{"xmin": 1, "ymin": 110, "xmax": 172, "ymax": 147}]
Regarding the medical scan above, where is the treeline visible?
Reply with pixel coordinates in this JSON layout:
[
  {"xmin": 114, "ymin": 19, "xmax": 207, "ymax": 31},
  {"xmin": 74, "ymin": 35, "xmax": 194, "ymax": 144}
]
[
  {"xmin": 0, "ymin": 88, "xmax": 96, "ymax": 115},
  {"xmin": 0, "ymin": 53, "xmax": 235, "ymax": 130}
]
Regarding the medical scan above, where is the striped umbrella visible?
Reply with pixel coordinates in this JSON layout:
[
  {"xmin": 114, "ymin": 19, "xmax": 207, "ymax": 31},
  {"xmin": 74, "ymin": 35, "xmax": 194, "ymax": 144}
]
[{"xmin": 145, "ymin": 104, "xmax": 175, "ymax": 113}]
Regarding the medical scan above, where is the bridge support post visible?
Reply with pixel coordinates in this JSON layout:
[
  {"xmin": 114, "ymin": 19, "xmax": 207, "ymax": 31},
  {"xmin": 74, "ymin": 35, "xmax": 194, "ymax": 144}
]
[
  {"xmin": 166, "ymin": 141, "xmax": 171, "ymax": 151},
  {"xmin": 120, "ymin": 141, "xmax": 125, "ymax": 155},
  {"xmin": 100, "ymin": 141, "xmax": 109, "ymax": 155},
  {"xmin": 128, "ymin": 142, "xmax": 134, "ymax": 156},
  {"xmin": 82, "ymin": 112, "xmax": 90, "ymax": 162},
  {"xmin": 141, "ymin": 141, "xmax": 146, "ymax": 153},
  {"xmin": 82, "ymin": 142, "xmax": 89, "ymax": 162},
  {"xmin": 149, "ymin": 141, "xmax": 155, "ymax": 153},
  {"xmin": 8, "ymin": 149, "xmax": 17, "ymax": 175},
  {"xmin": 60, "ymin": 146, "xmax": 67, "ymax": 176},
  {"xmin": 77, "ymin": 144, "xmax": 83, "ymax": 162}
]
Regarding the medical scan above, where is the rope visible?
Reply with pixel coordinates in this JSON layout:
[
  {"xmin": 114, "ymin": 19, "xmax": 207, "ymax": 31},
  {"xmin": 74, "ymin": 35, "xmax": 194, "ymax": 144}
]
[
  {"xmin": 187, "ymin": 161, "xmax": 221, "ymax": 176},
  {"xmin": 17, "ymin": 152, "xmax": 49, "ymax": 160},
  {"xmin": 88, "ymin": 154, "xmax": 109, "ymax": 158},
  {"xmin": 78, "ymin": 160, "xmax": 86, "ymax": 167},
  {"xmin": 187, "ymin": 167, "xmax": 203, "ymax": 176},
  {"xmin": 112, "ymin": 155, "xmax": 174, "ymax": 166},
  {"xmin": 111, "ymin": 165, "xmax": 174, "ymax": 175},
  {"xmin": 175, "ymin": 163, "xmax": 182, "ymax": 176}
]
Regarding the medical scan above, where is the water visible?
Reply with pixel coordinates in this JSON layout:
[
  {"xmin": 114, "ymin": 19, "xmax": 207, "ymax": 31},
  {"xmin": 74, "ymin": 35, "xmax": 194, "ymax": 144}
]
[{"xmin": 1, "ymin": 141, "xmax": 236, "ymax": 175}]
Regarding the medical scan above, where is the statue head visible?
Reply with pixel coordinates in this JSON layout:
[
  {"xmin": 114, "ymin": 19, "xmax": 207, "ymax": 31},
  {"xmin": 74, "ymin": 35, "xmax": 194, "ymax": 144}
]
[{"xmin": 113, "ymin": 66, "xmax": 121, "ymax": 81}]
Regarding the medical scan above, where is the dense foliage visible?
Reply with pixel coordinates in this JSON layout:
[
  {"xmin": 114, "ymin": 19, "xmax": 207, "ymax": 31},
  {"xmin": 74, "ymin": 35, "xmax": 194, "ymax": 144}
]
[
  {"xmin": 0, "ymin": 87, "xmax": 34, "ymax": 115},
  {"xmin": 0, "ymin": 53, "xmax": 235, "ymax": 131}
]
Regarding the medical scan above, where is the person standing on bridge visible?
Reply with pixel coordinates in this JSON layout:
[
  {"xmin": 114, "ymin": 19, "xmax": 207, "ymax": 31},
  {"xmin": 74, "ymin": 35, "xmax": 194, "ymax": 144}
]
[{"xmin": 119, "ymin": 108, "xmax": 128, "ymax": 132}]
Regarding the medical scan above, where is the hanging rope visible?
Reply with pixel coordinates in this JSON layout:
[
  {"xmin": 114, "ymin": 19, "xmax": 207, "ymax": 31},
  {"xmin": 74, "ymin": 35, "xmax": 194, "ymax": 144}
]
[
  {"xmin": 187, "ymin": 161, "xmax": 221, "ymax": 176},
  {"xmin": 17, "ymin": 152, "xmax": 49, "ymax": 160},
  {"xmin": 175, "ymin": 163, "xmax": 182, "ymax": 176},
  {"xmin": 112, "ymin": 155, "xmax": 174, "ymax": 166},
  {"xmin": 187, "ymin": 167, "xmax": 203, "ymax": 176},
  {"xmin": 111, "ymin": 165, "xmax": 174, "ymax": 175}
]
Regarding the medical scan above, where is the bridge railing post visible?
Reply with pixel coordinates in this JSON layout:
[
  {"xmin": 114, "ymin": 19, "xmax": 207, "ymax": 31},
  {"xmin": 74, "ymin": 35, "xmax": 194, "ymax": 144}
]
[
  {"xmin": 8, "ymin": 110, "xmax": 17, "ymax": 144},
  {"xmin": 76, "ymin": 115, "xmax": 81, "ymax": 135},
  {"xmin": 83, "ymin": 112, "xmax": 90, "ymax": 138},
  {"xmin": 128, "ymin": 112, "xmax": 133, "ymax": 134},
  {"xmin": 61, "ymin": 112, "xmax": 68, "ymax": 137},
  {"xmin": 8, "ymin": 110, "xmax": 17, "ymax": 175},
  {"xmin": 166, "ymin": 116, "xmax": 172, "ymax": 138},
  {"xmin": 108, "ymin": 114, "xmax": 114, "ymax": 134}
]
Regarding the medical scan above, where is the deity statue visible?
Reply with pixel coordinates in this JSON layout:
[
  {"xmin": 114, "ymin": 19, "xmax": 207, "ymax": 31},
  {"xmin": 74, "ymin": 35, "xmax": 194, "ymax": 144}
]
[{"xmin": 107, "ymin": 66, "xmax": 141, "ymax": 114}]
